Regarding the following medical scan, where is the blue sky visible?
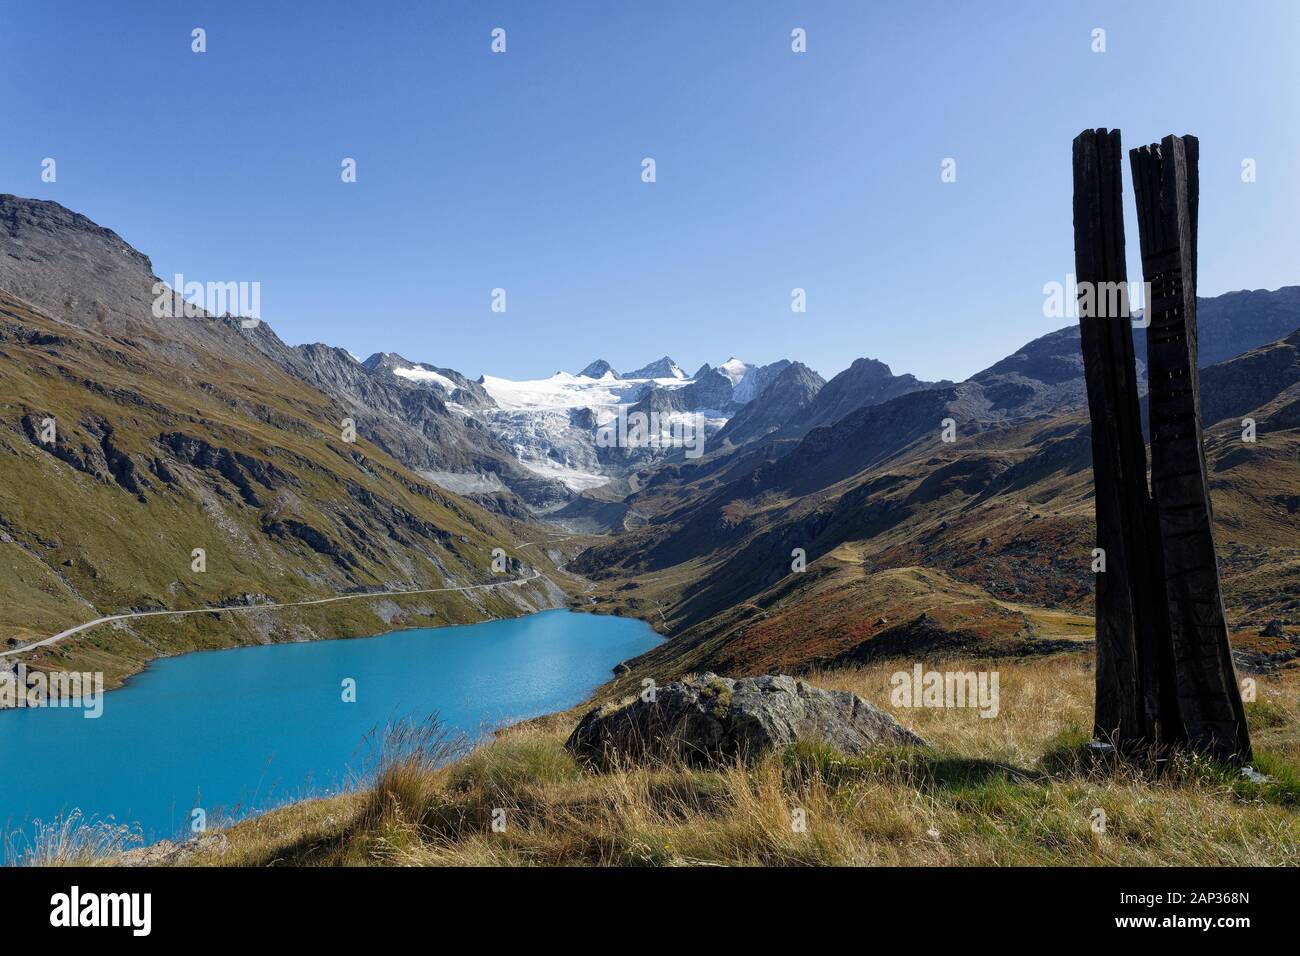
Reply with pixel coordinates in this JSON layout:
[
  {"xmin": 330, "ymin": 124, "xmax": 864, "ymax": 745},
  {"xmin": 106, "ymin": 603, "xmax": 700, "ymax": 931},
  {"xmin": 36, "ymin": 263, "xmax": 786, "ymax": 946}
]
[{"xmin": 1, "ymin": 1, "xmax": 1296, "ymax": 382}]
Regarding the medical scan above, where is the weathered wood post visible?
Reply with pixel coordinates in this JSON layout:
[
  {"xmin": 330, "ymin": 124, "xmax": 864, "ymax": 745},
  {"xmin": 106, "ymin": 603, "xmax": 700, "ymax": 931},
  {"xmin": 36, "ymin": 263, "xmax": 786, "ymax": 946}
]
[
  {"xmin": 1071, "ymin": 129, "xmax": 1178, "ymax": 753},
  {"xmin": 1130, "ymin": 135, "xmax": 1251, "ymax": 763}
]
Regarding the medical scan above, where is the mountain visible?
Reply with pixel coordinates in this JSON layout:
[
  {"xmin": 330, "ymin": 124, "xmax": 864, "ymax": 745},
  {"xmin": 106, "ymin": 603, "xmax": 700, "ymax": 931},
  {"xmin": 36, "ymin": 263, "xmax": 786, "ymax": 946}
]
[
  {"xmin": 468, "ymin": 358, "xmax": 801, "ymax": 492},
  {"xmin": 476, "ymin": 290, "xmax": 1300, "ymax": 527},
  {"xmin": 572, "ymin": 318, "xmax": 1300, "ymax": 682},
  {"xmin": 475, "ymin": 371, "xmax": 655, "ymax": 491},
  {"xmin": 793, "ymin": 358, "xmax": 945, "ymax": 434},
  {"xmin": 7, "ymin": 192, "xmax": 1299, "ymax": 693},
  {"xmin": 749, "ymin": 290, "xmax": 1300, "ymax": 453},
  {"xmin": 628, "ymin": 367, "xmax": 732, "ymax": 417},
  {"xmin": 1199, "ymin": 327, "xmax": 1300, "ymax": 429},
  {"xmin": 0, "ymin": 195, "xmax": 261, "ymax": 364},
  {"xmin": 362, "ymin": 352, "xmax": 496, "ymax": 408},
  {"xmin": 968, "ymin": 329, "xmax": 1089, "ymax": 414},
  {"xmin": 715, "ymin": 362, "xmax": 825, "ymax": 446},
  {"xmin": 578, "ymin": 359, "xmax": 619, "ymax": 379},
  {"xmin": 715, "ymin": 357, "xmax": 752, "ymax": 388},
  {"xmin": 0, "ymin": 195, "xmax": 573, "ymax": 517},
  {"xmin": 1188, "ymin": 287, "xmax": 1300, "ymax": 367},
  {"xmin": 623, "ymin": 356, "xmax": 686, "ymax": 380},
  {"xmin": 733, "ymin": 360, "xmax": 790, "ymax": 403},
  {"xmin": 249, "ymin": 337, "xmax": 570, "ymax": 516},
  {"xmin": 970, "ymin": 286, "xmax": 1300, "ymax": 409},
  {"xmin": 704, "ymin": 356, "xmax": 946, "ymax": 451},
  {"xmin": 0, "ymin": 196, "xmax": 572, "ymax": 688},
  {"xmin": 473, "ymin": 365, "xmax": 712, "ymax": 489}
]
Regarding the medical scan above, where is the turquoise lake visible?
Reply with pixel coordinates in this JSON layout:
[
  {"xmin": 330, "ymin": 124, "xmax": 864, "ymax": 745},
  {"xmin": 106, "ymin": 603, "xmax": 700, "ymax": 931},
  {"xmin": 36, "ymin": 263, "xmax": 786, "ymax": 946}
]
[{"xmin": 0, "ymin": 609, "xmax": 659, "ymax": 845}]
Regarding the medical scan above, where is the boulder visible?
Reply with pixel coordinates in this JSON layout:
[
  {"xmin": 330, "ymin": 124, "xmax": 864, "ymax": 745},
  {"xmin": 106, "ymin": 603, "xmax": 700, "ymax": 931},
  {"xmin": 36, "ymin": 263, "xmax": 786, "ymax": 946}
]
[{"xmin": 566, "ymin": 672, "xmax": 925, "ymax": 767}]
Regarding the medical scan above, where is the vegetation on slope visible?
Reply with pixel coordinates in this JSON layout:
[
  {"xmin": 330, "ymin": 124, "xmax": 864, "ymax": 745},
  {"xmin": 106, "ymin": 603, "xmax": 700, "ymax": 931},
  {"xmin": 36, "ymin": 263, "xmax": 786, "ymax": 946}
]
[
  {"xmin": 93, "ymin": 655, "xmax": 1299, "ymax": 867},
  {"xmin": 0, "ymin": 289, "xmax": 578, "ymax": 688},
  {"xmin": 576, "ymin": 376, "xmax": 1300, "ymax": 682}
]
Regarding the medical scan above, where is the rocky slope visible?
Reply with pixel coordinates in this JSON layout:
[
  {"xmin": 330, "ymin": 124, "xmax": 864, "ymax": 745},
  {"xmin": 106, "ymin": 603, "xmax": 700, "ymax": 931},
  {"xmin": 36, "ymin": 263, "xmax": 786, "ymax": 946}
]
[
  {"xmin": 782, "ymin": 358, "xmax": 947, "ymax": 437},
  {"xmin": 262, "ymin": 341, "xmax": 569, "ymax": 516},
  {"xmin": 715, "ymin": 361, "xmax": 826, "ymax": 446},
  {"xmin": 722, "ymin": 291, "xmax": 1300, "ymax": 452},
  {"xmin": 1199, "ymin": 327, "xmax": 1300, "ymax": 429}
]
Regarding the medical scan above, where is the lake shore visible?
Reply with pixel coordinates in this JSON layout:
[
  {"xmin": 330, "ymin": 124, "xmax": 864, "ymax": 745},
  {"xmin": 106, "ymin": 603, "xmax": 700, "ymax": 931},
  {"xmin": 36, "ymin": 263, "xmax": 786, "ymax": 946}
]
[{"xmin": 2, "ymin": 609, "xmax": 663, "ymax": 850}]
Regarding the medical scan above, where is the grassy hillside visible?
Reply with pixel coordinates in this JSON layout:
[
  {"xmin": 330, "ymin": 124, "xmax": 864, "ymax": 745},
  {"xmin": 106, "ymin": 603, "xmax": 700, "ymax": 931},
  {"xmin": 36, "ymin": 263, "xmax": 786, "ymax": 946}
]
[
  {"xmin": 0, "ymin": 289, "xmax": 579, "ymax": 688},
  {"xmin": 575, "ymin": 372, "xmax": 1300, "ymax": 683},
  {"xmin": 99, "ymin": 654, "xmax": 1299, "ymax": 867}
]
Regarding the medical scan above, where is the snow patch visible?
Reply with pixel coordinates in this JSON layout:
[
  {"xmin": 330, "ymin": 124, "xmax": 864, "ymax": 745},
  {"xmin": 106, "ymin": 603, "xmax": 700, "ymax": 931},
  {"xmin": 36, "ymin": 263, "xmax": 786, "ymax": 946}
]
[
  {"xmin": 481, "ymin": 372, "xmax": 689, "ymax": 411},
  {"xmin": 393, "ymin": 365, "xmax": 458, "ymax": 391},
  {"xmin": 717, "ymin": 357, "xmax": 753, "ymax": 387}
]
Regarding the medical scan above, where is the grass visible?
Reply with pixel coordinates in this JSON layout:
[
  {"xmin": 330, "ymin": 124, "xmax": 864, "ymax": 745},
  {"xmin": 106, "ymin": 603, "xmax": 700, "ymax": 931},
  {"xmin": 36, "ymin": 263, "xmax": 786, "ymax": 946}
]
[
  {"xmin": 115, "ymin": 653, "xmax": 1299, "ymax": 867},
  {"xmin": 5, "ymin": 810, "xmax": 143, "ymax": 867}
]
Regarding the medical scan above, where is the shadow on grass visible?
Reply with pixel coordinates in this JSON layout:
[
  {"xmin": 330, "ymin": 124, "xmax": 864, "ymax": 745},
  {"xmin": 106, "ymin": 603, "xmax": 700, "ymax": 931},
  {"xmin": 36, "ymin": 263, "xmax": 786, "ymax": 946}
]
[
  {"xmin": 1039, "ymin": 730, "xmax": 1300, "ymax": 808},
  {"xmin": 782, "ymin": 740, "xmax": 1043, "ymax": 793}
]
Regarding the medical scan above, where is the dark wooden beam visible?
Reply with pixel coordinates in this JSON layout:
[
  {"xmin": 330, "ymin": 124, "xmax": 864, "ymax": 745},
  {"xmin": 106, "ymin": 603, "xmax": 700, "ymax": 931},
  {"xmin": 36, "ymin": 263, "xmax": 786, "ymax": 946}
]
[
  {"xmin": 1071, "ymin": 128, "xmax": 1174, "ymax": 751},
  {"xmin": 1130, "ymin": 135, "xmax": 1251, "ymax": 763}
]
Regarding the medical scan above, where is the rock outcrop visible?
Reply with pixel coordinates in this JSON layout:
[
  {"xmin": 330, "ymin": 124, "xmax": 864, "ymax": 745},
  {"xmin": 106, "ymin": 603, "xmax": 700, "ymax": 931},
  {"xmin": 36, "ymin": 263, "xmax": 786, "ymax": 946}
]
[{"xmin": 566, "ymin": 672, "xmax": 925, "ymax": 766}]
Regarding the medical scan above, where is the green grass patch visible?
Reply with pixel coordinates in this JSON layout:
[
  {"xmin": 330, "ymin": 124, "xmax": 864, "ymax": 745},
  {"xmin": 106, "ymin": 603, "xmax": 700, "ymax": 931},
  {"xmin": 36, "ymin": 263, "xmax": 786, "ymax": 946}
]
[{"xmin": 448, "ymin": 735, "xmax": 582, "ymax": 794}]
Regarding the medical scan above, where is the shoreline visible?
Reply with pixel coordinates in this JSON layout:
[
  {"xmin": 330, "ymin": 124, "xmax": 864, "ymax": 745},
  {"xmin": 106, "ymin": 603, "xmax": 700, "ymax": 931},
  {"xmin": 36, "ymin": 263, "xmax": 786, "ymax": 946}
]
[
  {"xmin": 2, "ymin": 607, "xmax": 664, "ymax": 853},
  {"xmin": 0, "ymin": 569, "xmax": 580, "ymax": 703}
]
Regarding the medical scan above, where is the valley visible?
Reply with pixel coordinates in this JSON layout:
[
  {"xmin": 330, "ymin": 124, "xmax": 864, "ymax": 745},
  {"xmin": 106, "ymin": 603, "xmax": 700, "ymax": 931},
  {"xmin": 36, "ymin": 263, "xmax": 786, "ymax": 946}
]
[{"xmin": 2, "ymin": 193, "xmax": 1299, "ymax": 702}]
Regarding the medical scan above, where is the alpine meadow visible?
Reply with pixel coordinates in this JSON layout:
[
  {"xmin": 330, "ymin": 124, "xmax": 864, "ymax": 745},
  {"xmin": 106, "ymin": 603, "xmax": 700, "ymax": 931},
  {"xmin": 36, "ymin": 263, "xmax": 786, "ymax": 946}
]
[{"xmin": 0, "ymin": 1, "xmax": 1296, "ymax": 939}]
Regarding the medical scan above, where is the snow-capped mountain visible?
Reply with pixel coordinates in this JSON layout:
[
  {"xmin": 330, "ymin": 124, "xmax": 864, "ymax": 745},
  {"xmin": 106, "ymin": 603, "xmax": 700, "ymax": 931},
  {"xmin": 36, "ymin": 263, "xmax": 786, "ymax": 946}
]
[
  {"xmin": 623, "ymin": 355, "xmax": 688, "ymax": 380},
  {"xmin": 732, "ymin": 359, "xmax": 790, "ymax": 403},
  {"xmin": 578, "ymin": 359, "xmax": 619, "ymax": 379},
  {"xmin": 378, "ymin": 355, "xmax": 786, "ymax": 492},
  {"xmin": 361, "ymin": 352, "xmax": 495, "ymax": 408},
  {"xmin": 716, "ymin": 357, "xmax": 752, "ymax": 387},
  {"xmin": 270, "ymin": 347, "xmax": 568, "ymax": 514},
  {"xmin": 350, "ymin": 350, "xmax": 812, "ymax": 496},
  {"xmin": 475, "ymin": 362, "xmax": 702, "ymax": 490}
]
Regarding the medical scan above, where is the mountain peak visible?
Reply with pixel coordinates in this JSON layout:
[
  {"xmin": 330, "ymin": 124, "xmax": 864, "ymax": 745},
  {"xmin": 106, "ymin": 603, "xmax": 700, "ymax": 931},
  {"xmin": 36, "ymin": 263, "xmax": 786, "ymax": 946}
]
[
  {"xmin": 0, "ymin": 193, "xmax": 279, "ymax": 352},
  {"xmin": 362, "ymin": 351, "xmax": 417, "ymax": 373},
  {"xmin": 624, "ymin": 356, "xmax": 686, "ymax": 380},
  {"xmin": 0, "ymin": 194, "xmax": 153, "ymax": 274},
  {"xmin": 578, "ymin": 359, "xmax": 620, "ymax": 379},
  {"xmin": 846, "ymin": 356, "xmax": 894, "ymax": 379},
  {"xmin": 715, "ymin": 360, "xmax": 825, "ymax": 445},
  {"xmin": 717, "ymin": 357, "xmax": 755, "ymax": 389}
]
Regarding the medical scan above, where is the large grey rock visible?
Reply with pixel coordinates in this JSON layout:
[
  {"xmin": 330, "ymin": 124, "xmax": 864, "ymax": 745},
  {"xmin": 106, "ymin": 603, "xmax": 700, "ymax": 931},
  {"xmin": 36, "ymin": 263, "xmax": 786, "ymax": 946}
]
[{"xmin": 566, "ymin": 672, "xmax": 925, "ymax": 767}]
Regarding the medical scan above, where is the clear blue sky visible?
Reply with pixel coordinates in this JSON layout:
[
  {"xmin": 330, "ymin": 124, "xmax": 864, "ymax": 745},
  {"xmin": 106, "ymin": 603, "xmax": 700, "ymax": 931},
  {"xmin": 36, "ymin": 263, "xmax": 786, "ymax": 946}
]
[{"xmin": 1, "ymin": 1, "xmax": 1296, "ymax": 382}]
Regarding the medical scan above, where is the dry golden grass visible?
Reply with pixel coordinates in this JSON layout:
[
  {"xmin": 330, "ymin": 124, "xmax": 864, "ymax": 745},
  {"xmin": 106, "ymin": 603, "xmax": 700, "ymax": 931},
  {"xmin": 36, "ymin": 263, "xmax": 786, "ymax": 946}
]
[{"xmin": 106, "ymin": 654, "xmax": 1300, "ymax": 868}]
